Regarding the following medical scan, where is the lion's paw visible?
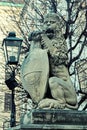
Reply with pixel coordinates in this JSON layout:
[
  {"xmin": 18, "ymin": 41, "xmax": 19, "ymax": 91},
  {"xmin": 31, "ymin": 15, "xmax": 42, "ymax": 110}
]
[{"xmin": 38, "ymin": 98, "xmax": 65, "ymax": 109}]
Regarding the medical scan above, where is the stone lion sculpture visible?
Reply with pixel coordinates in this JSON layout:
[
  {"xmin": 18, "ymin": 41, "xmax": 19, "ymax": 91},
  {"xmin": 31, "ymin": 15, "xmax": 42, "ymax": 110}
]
[{"xmin": 21, "ymin": 13, "xmax": 78, "ymax": 110}]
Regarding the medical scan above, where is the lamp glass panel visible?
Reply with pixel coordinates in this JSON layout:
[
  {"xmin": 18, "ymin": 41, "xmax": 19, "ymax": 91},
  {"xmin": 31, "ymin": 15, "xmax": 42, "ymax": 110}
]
[{"xmin": 7, "ymin": 46, "xmax": 19, "ymax": 62}]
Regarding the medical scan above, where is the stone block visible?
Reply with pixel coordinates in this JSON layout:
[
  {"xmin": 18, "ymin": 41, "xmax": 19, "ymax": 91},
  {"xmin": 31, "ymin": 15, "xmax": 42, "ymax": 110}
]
[
  {"xmin": 32, "ymin": 109, "xmax": 87, "ymax": 125},
  {"xmin": 20, "ymin": 109, "xmax": 87, "ymax": 130}
]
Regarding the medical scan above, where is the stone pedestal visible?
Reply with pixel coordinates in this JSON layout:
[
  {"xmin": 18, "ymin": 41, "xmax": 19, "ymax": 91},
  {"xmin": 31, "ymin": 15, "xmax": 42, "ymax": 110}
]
[{"xmin": 20, "ymin": 109, "xmax": 87, "ymax": 130}]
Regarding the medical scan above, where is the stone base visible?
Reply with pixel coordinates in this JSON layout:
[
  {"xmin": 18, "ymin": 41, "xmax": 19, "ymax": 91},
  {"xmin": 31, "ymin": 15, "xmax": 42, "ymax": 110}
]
[
  {"xmin": 9, "ymin": 109, "xmax": 87, "ymax": 130},
  {"xmin": 20, "ymin": 124, "xmax": 87, "ymax": 130},
  {"xmin": 31, "ymin": 109, "xmax": 87, "ymax": 125},
  {"xmin": 20, "ymin": 109, "xmax": 87, "ymax": 130}
]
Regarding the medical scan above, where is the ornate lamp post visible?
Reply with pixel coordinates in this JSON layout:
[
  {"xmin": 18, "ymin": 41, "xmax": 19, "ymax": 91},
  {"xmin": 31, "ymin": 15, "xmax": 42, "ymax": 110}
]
[{"xmin": 2, "ymin": 32, "xmax": 23, "ymax": 127}]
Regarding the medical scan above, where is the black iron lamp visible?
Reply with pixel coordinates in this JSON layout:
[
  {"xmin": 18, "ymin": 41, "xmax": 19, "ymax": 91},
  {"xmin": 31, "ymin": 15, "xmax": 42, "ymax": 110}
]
[
  {"xmin": 2, "ymin": 32, "xmax": 23, "ymax": 127},
  {"xmin": 3, "ymin": 32, "xmax": 23, "ymax": 65}
]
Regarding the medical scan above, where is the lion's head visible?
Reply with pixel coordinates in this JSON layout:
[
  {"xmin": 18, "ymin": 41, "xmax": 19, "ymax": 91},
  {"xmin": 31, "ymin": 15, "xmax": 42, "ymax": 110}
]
[{"xmin": 42, "ymin": 13, "xmax": 64, "ymax": 39}]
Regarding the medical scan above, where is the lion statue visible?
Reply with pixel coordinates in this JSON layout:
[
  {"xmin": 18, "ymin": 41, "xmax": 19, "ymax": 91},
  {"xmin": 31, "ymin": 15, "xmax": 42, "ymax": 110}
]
[{"xmin": 21, "ymin": 13, "xmax": 78, "ymax": 110}]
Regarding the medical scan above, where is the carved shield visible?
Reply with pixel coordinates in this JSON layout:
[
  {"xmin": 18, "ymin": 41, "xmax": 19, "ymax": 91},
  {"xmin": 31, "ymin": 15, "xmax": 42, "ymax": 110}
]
[{"xmin": 21, "ymin": 48, "xmax": 49, "ymax": 103}]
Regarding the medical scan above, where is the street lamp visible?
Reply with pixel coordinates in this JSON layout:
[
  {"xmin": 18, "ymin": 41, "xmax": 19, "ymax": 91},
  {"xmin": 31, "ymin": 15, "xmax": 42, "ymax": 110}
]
[
  {"xmin": 2, "ymin": 32, "xmax": 23, "ymax": 127},
  {"xmin": 3, "ymin": 32, "xmax": 23, "ymax": 65}
]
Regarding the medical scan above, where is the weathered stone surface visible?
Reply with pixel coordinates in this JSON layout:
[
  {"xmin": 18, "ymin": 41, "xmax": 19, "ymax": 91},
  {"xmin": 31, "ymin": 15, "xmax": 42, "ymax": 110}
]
[
  {"xmin": 20, "ymin": 124, "xmax": 87, "ymax": 130},
  {"xmin": 7, "ymin": 124, "xmax": 87, "ymax": 130},
  {"xmin": 31, "ymin": 109, "xmax": 87, "ymax": 125},
  {"xmin": 21, "ymin": 48, "xmax": 49, "ymax": 103},
  {"xmin": 21, "ymin": 13, "xmax": 77, "ymax": 109},
  {"xmin": 19, "ymin": 109, "xmax": 87, "ymax": 130}
]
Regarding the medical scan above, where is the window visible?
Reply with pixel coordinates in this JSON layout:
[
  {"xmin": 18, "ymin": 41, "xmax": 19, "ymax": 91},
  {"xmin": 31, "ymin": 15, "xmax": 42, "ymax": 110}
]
[{"xmin": 4, "ymin": 93, "xmax": 12, "ymax": 111}]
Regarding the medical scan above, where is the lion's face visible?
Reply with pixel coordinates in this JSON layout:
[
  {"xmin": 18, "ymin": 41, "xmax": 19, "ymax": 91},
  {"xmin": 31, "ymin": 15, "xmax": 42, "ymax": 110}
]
[
  {"xmin": 43, "ymin": 17, "xmax": 57, "ymax": 39},
  {"xmin": 44, "ymin": 17, "xmax": 57, "ymax": 30}
]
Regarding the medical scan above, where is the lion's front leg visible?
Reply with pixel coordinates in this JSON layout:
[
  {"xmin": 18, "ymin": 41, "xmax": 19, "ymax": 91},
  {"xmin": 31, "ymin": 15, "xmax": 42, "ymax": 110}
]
[{"xmin": 38, "ymin": 98, "xmax": 65, "ymax": 109}]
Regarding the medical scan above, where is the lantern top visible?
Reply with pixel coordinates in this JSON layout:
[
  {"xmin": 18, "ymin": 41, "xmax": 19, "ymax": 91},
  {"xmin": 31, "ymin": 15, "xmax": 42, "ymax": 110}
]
[
  {"xmin": 2, "ymin": 32, "xmax": 23, "ymax": 44},
  {"xmin": 8, "ymin": 32, "xmax": 16, "ymax": 37}
]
